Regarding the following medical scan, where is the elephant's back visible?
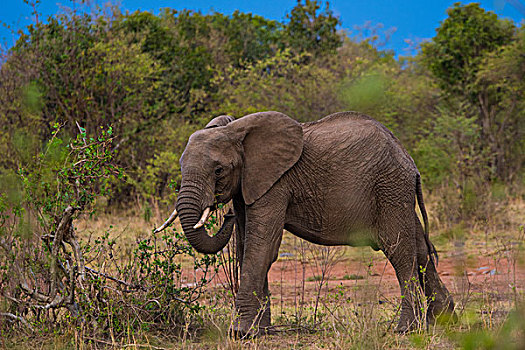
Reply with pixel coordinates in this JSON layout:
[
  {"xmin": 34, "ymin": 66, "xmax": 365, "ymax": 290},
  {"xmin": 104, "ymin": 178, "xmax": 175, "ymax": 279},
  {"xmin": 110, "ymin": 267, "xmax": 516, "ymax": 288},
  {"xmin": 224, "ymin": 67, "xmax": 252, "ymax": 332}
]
[
  {"xmin": 303, "ymin": 111, "xmax": 396, "ymax": 144},
  {"xmin": 303, "ymin": 111, "xmax": 375, "ymax": 126},
  {"xmin": 302, "ymin": 111, "xmax": 416, "ymax": 173}
]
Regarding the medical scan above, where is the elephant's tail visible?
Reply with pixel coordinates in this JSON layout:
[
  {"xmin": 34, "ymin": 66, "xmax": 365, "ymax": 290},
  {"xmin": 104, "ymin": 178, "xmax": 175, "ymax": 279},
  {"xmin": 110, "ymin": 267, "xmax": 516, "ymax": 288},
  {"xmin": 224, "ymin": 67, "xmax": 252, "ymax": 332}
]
[{"xmin": 416, "ymin": 173, "xmax": 438, "ymax": 265}]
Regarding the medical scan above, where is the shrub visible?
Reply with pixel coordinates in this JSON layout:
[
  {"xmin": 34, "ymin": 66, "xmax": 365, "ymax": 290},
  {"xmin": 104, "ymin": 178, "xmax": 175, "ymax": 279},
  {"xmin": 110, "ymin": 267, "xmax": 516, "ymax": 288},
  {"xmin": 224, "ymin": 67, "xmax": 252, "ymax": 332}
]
[{"xmin": 0, "ymin": 125, "xmax": 218, "ymax": 343}]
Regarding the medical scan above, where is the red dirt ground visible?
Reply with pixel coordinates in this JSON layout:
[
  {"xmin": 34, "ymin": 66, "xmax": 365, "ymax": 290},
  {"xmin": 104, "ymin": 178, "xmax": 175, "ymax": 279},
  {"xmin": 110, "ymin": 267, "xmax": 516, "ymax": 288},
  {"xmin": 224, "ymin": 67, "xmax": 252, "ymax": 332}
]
[
  {"xmin": 208, "ymin": 245, "xmax": 525, "ymax": 308},
  {"xmin": 267, "ymin": 254, "xmax": 524, "ymax": 300}
]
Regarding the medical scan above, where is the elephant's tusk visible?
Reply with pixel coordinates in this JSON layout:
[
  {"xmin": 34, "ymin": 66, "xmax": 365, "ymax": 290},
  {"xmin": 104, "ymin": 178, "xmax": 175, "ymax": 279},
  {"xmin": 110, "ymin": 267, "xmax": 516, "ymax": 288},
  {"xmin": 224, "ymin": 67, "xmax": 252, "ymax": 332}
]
[
  {"xmin": 154, "ymin": 208, "xmax": 178, "ymax": 233},
  {"xmin": 193, "ymin": 207, "xmax": 211, "ymax": 229}
]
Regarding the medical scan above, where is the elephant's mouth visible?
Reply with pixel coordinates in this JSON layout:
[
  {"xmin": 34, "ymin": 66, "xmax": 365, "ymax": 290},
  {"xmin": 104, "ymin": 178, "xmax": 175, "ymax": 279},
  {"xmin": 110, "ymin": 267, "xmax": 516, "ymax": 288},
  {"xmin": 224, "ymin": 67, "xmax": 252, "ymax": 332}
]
[
  {"xmin": 154, "ymin": 197, "xmax": 230, "ymax": 235},
  {"xmin": 197, "ymin": 201, "xmax": 232, "ymax": 235}
]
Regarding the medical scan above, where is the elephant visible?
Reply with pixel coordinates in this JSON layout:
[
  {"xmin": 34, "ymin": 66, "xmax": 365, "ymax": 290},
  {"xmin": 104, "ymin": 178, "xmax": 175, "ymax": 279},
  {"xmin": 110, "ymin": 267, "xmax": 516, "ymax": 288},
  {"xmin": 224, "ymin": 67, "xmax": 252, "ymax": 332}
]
[{"xmin": 155, "ymin": 111, "xmax": 455, "ymax": 336}]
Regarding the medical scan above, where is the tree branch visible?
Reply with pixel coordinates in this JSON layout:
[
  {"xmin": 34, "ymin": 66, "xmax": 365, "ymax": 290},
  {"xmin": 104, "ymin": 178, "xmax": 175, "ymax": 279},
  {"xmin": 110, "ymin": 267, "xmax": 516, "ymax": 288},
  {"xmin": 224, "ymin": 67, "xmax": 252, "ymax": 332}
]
[{"xmin": 0, "ymin": 313, "xmax": 34, "ymax": 332}]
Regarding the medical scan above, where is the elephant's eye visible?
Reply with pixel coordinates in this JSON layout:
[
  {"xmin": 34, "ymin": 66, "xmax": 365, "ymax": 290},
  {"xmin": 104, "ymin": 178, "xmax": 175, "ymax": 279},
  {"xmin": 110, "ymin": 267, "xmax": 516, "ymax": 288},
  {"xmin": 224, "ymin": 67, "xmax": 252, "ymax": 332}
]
[{"xmin": 214, "ymin": 167, "xmax": 224, "ymax": 177}]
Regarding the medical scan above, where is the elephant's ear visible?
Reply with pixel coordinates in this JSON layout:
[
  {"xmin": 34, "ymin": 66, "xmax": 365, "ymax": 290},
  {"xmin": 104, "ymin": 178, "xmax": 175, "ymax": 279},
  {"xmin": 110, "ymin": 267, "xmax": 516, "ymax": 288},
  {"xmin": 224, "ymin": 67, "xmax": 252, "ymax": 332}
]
[
  {"xmin": 205, "ymin": 115, "xmax": 235, "ymax": 129},
  {"xmin": 229, "ymin": 111, "xmax": 303, "ymax": 205}
]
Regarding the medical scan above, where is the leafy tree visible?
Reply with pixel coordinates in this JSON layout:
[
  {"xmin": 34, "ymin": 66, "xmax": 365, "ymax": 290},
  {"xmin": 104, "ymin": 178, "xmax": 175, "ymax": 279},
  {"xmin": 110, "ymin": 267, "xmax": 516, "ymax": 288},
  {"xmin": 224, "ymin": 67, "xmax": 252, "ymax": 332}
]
[
  {"xmin": 476, "ymin": 26, "xmax": 525, "ymax": 181},
  {"xmin": 421, "ymin": 3, "xmax": 515, "ymax": 98},
  {"xmin": 216, "ymin": 49, "xmax": 342, "ymax": 121},
  {"xmin": 209, "ymin": 11, "xmax": 282, "ymax": 66},
  {"xmin": 421, "ymin": 2, "xmax": 519, "ymax": 181},
  {"xmin": 284, "ymin": 0, "xmax": 342, "ymax": 56},
  {"xmin": 378, "ymin": 56, "xmax": 441, "ymax": 149},
  {"xmin": 336, "ymin": 39, "xmax": 398, "ymax": 128}
]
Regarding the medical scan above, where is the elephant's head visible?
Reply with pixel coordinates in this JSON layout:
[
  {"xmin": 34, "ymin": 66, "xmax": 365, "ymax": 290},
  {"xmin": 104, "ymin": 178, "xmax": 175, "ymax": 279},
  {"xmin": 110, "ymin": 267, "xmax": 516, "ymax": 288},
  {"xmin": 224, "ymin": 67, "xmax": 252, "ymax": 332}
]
[{"xmin": 155, "ymin": 111, "xmax": 303, "ymax": 254}]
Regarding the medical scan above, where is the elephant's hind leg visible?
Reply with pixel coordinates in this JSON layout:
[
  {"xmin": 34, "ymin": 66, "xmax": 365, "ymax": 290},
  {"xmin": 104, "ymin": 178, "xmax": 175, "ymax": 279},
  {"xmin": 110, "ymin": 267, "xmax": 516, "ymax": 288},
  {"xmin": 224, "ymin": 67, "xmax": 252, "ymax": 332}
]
[
  {"xmin": 378, "ymin": 207, "xmax": 424, "ymax": 333},
  {"xmin": 415, "ymin": 217, "xmax": 456, "ymax": 326}
]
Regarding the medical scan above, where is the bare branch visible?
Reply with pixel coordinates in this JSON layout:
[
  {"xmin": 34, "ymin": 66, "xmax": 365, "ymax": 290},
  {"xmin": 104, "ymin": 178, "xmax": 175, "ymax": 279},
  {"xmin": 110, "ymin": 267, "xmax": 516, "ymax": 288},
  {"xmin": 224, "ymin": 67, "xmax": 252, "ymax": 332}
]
[
  {"xmin": 19, "ymin": 278, "xmax": 51, "ymax": 304},
  {"xmin": 85, "ymin": 266, "xmax": 137, "ymax": 289},
  {"xmin": 75, "ymin": 121, "xmax": 87, "ymax": 145},
  {"xmin": 49, "ymin": 206, "xmax": 77, "ymax": 299},
  {"xmin": 31, "ymin": 295, "xmax": 65, "ymax": 311},
  {"xmin": 0, "ymin": 313, "xmax": 34, "ymax": 332},
  {"xmin": 64, "ymin": 223, "xmax": 85, "ymax": 282}
]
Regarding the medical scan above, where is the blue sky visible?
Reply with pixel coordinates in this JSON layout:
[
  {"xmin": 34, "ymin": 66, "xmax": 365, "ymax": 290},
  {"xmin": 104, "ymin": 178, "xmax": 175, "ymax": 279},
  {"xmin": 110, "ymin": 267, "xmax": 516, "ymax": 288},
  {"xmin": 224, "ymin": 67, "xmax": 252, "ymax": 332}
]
[{"xmin": 1, "ymin": 1, "xmax": 523, "ymax": 56}]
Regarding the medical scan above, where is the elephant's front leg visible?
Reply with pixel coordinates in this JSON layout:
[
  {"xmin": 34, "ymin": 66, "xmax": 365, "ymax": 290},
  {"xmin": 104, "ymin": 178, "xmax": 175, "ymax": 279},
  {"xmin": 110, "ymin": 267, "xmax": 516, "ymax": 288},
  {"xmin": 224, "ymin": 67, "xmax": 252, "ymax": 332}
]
[{"xmin": 233, "ymin": 199, "xmax": 285, "ymax": 337}]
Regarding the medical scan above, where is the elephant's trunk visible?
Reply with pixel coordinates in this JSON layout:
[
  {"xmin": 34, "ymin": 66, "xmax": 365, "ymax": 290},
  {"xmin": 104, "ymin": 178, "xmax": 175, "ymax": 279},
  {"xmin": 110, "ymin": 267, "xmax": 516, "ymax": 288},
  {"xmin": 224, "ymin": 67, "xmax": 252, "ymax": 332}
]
[{"xmin": 176, "ymin": 188, "xmax": 235, "ymax": 255}]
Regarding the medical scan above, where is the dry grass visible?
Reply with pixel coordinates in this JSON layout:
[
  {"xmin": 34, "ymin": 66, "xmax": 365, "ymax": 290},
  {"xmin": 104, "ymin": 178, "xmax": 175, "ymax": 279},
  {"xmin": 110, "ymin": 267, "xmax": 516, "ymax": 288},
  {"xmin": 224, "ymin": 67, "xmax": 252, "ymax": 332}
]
[{"xmin": 2, "ymin": 196, "xmax": 524, "ymax": 349}]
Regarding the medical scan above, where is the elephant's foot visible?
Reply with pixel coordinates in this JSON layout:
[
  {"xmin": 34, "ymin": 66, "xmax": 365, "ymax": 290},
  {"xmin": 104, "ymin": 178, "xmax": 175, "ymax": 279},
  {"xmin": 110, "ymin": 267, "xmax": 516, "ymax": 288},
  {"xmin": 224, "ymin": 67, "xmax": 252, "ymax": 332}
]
[
  {"xmin": 231, "ymin": 304, "xmax": 272, "ymax": 338},
  {"xmin": 427, "ymin": 295, "xmax": 457, "ymax": 326},
  {"xmin": 394, "ymin": 316, "xmax": 418, "ymax": 334},
  {"xmin": 230, "ymin": 323, "xmax": 275, "ymax": 339},
  {"xmin": 230, "ymin": 315, "xmax": 273, "ymax": 339},
  {"xmin": 395, "ymin": 300, "xmax": 424, "ymax": 334}
]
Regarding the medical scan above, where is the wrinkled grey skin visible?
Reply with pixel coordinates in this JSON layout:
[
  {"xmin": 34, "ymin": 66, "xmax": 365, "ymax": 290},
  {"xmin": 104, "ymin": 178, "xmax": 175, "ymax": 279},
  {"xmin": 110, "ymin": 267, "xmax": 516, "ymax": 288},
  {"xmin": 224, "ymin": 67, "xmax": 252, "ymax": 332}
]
[{"xmin": 174, "ymin": 111, "xmax": 455, "ymax": 336}]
